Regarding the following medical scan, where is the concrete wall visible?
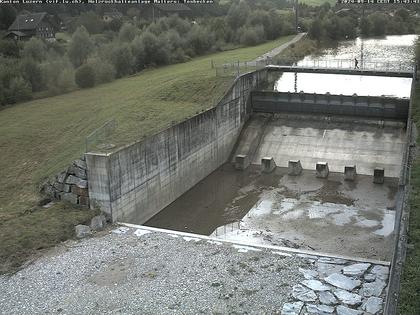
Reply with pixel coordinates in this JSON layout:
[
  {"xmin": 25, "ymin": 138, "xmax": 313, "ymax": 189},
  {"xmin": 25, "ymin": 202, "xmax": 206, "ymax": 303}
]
[
  {"xmin": 86, "ymin": 69, "xmax": 267, "ymax": 223},
  {"xmin": 252, "ymin": 91, "xmax": 409, "ymax": 121}
]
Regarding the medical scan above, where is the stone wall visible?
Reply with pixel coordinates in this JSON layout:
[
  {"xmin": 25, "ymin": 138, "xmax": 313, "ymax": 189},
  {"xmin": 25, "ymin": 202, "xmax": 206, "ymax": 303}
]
[
  {"xmin": 42, "ymin": 157, "xmax": 90, "ymax": 207},
  {"xmin": 86, "ymin": 69, "xmax": 268, "ymax": 223}
]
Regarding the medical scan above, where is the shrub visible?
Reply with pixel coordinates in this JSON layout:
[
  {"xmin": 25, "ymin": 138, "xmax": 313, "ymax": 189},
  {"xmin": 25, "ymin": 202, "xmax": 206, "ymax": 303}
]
[
  {"xmin": 75, "ymin": 64, "xmax": 95, "ymax": 88},
  {"xmin": 56, "ymin": 67, "xmax": 76, "ymax": 93},
  {"xmin": 88, "ymin": 58, "xmax": 116, "ymax": 84},
  {"xmin": 22, "ymin": 38, "xmax": 46, "ymax": 62},
  {"xmin": 108, "ymin": 43, "xmax": 135, "ymax": 77},
  {"xmin": 6, "ymin": 76, "xmax": 31, "ymax": 104},
  {"xmin": 118, "ymin": 23, "xmax": 138, "ymax": 42},
  {"xmin": 68, "ymin": 26, "xmax": 94, "ymax": 68},
  {"xmin": 20, "ymin": 58, "xmax": 45, "ymax": 92},
  {"xmin": 239, "ymin": 26, "xmax": 264, "ymax": 46},
  {"xmin": 0, "ymin": 39, "xmax": 20, "ymax": 58},
  {"xmin": 186, "ymin": 25, "xmax": 215, "ymax": 55}
]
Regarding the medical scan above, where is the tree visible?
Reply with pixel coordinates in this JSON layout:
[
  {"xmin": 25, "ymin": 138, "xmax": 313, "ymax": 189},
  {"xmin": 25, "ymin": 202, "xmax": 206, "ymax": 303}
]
[
  {"xmin": 6, "ymin": 76, "xmax": 31, "ymax": 104},
  {"xmin": 75, "ymin": 64, "xmax": 95, "ymax": 88},
  {"xmin": 20, "ymin": 58, "xmax": 45, "ymax": 92},
  {"xmin": 0, "ymin": 5, "xmax": 16, "ymax": 30},
  {"xmin": 88, "ymin": 58, "xmax": 116, "ymax": 84},
  {"xmin": 308, "ymin": 19, "xmax": 323, "ymax": 40},
  {"xmin": 227, "ymin": 1, "xmax": 250, "ymax": 29},
  {"xmin": 68, "ymin": 26, "xmax": 94, "ymax": 67},
  {"xmin": 239, "ymin": 26, "xmax": 264, "ymax": 46},
  {"xmin": 56, "ymin": 67, "xmax": 76, "ymax": 93},
  {"xmin": 74, "ymin": 11, "xmax": 104, "ymax": 34},
  {"xmin": 108, "ymin": 43, "xmax": 134, "ymax": 77},
  {"xmin": 118, "ymin": 23, "xmax": 138, "ymax": 42},
  {"xmin": 369, "ymin": 13, "xmax": 387, "ymax": 36},
  {"xmin": 360, "ymin": 17, "xmax": 371, "ymax": 36},
  {"xmin": 22, "ymin": 38, "xmax": 46, "ymax": 62},
  {"xmin": 0, "ymin": 39, "xmax": 20, "ymax": 58}
]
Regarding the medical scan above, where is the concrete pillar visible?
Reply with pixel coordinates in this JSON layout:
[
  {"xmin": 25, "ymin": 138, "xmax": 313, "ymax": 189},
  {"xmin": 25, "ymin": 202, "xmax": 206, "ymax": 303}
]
[
  {"xmin": 288, "ymin": 160, "xmax": 302, "ymax": 176},
  {"xmin": 235, "ymin": 154, "xmax": 250, "ymax": 171},
  {"xmin": 373, "ymin": 167, "xmax": 385, "ymax": 184},
  {"xmin": 344, "ymin": 165, "xmax": 357, "ymax": 181},
  {"xmin": 316, "ymin": 162, "xmax": 329, "ymax": 178},
  {"xmin": 261, "ymin": 157, "xmax": 276, "ymax": 173}
]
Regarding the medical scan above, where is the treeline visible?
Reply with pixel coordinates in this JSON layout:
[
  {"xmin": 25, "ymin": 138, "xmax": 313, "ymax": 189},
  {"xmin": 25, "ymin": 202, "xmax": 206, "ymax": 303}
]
[
  {"xmin": 307, "ymin": 6, "xmax": 417, "ymax": 41},
  {"xmin": 0, "ymin": 4, "xmax": 295, "ymax": 106}
]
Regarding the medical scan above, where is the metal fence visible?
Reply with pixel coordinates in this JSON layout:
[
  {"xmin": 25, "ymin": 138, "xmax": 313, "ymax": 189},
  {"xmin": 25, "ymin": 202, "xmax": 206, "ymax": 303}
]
[
  {"xmin": 214, "ymin": 57, "xmax": 415, "ymax": 77},
  {"xmin": 85, "ymin": 119, "xmax": 117, "ymax": 153}
]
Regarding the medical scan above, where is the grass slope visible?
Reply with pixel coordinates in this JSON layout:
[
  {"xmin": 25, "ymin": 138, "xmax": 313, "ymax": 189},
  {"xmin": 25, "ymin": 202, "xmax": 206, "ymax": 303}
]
[
  {"xmin": 0, "ymin": 35, "xmax": 295, "ymax": 273},
  {"xmin": 398, "ymin": 83, "xmax": 420, "ymax": 314}
]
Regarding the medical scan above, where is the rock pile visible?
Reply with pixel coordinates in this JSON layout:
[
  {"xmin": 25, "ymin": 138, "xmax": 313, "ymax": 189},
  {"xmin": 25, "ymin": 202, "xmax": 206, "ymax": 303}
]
[
  {"xmin": 41, "ymin": 156, "xmax": 89, "ymax": 207},
  {"xmin": 282, "ymin": 256, "xmax": 389, "ymax": 315}
]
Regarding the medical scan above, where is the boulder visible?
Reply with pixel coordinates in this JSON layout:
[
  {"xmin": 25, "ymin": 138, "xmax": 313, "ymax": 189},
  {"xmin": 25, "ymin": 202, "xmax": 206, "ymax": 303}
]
[
  {"xmin": 90, "ymin": 215, "xmax": 106, "ymax": 231},
  {"xmin": 73, "ymin": 159, "xmax": 87, "ymax": 170},
  {"xmin": 66, "ymin": 175, "xmax": 80, "ymax": 185},
  {"xmin": 324, "ymin": 273, "xmax": 361, "ymax": 291},
  {"xmin": 75, "ymin": 225, "xmax": 91, "ymax": 238},
  {"xmin": 61, "ymin": 193, "xmax": 78, "ymax": 205}
]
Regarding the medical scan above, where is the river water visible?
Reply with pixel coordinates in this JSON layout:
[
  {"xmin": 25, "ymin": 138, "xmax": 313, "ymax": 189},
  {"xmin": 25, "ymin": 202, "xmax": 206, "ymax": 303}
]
[{"xmin": 274, "ymin": 34, "xmax": 417, "ymax": 98}]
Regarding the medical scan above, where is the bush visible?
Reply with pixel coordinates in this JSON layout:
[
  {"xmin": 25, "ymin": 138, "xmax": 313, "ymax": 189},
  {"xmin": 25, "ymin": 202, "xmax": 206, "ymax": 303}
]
[
  {"xmin": 88, "ymin": 58, "xmax": 116, "ymax": 84},
  {"xmin": 239, "ymin": 26, "xmax": 264, "ymax": 46},
  {"xmin": 75, "ymin": 64, "xmax": 95, "ymax": 88},
  {"xmin": 5, "ymin": 76, "xmax": 31, "ymax": 104},
  {"xmin": 186, "ymin": 25, "xmax": 215, "ymax": 55},
  {"xmin": 108, "ymin": 43, "xmax": 135, "ymax": 78},
  {"xmin": 0, "ymin": 39, "xmax": 20, "ymax": 58},
  {"xmin": 20, "ymin": 58, "xmax": 45, "ymax": 92},
  {"xmin": 68, "ymin": 26, "xmax": 94, "ymax": 68},
  {"xmin": 22, "ymin": 38, "xmax": 46, "ymax": 62},
  {"xmin": 56, "ymin": 67, "xmax": 76, "ymax": 93},
  {"xmin": 118, "ymin": 23, "xmax": 138, "ymax": 42}
]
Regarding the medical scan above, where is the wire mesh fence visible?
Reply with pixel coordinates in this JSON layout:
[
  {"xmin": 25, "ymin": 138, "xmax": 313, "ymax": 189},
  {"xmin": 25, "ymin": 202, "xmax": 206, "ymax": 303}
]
[{"xmin": 85, "ymin": 119, "xmax": 117, "ymax": 153}]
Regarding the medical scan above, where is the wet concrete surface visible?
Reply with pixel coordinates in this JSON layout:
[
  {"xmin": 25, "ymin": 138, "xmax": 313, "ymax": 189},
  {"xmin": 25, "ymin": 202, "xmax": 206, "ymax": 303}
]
[{"xmin": 144, "ymin": 164, "xmax": 398, "ymax": 261}]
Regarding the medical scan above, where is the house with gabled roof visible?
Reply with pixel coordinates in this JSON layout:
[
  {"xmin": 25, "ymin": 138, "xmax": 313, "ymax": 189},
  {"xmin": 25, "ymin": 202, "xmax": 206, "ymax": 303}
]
[{"xmin": 5, "ymin": 12, "xmax": 56, "ymax": 41}]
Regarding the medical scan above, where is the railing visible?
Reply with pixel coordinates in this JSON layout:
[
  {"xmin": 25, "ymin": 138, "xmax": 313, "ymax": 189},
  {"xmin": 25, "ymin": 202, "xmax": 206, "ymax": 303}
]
[{"xmin": 214, "ymin": 57, "xmax": 415, "ymax": 77}]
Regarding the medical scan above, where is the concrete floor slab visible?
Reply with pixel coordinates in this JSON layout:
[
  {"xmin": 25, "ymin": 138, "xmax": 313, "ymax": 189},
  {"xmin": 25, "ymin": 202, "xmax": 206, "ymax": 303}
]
[
  {"xmin": 145, "ymin": 165, "xmax": 398, "ymax": 261},
  {"xmin": 252, "ymin": 114, "xmax": 406, "ymax": 177}
]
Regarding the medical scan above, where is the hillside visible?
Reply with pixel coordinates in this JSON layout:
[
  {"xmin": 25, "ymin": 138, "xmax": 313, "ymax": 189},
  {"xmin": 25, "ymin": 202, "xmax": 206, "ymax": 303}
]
[{"xmin": 0, "ymin": 35, "xmax": 295, "ymax": 273}]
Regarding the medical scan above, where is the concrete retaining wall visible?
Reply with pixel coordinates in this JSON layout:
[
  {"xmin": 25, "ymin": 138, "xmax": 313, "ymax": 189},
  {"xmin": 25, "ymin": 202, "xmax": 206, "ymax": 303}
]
[
  {"xmin": 86, "ymin": 70, "xmax": 267, "ymax": 223},
  {"xmin": 252, "ymin": 91, "xmax": 409, "ymax": 121}
]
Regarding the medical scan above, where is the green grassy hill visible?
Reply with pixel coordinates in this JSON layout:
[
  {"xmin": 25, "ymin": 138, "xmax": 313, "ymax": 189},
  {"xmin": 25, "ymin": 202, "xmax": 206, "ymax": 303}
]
[{"xmin": 0, "ymin": 35, "xmax": 294, "ymax": 273}]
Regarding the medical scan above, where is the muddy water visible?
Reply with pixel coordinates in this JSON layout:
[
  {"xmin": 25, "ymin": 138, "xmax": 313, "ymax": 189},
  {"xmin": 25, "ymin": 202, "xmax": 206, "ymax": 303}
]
[
  {"xmin": 274, "ymin": 34, "xmax": 417, "ymax": 98},
  {"xmin": 144, "ymin": 165, "xmax": 399, "ymax": 259}
]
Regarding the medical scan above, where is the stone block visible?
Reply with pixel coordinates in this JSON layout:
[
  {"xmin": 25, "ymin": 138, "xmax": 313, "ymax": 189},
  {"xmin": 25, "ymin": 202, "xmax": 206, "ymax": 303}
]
[
  {"xmin": 73, "ymin": 159, "xmax": 87, "ymax": 170},
  {"xmin": 65, "ymin": 175, "xmax": 80, "ymax": 185},
  {"xmin": 288, "ymin": 160, "xmax": 303, "ymax": 176},
  {"xmin": 63, "ymin": 184, "xmax": 72, "ymax": 193},
  {"xmin": 373, "ymin": 168, "xmax": 384, "ymax": 184},
  {"xmin": 75, "ymin": 225, "xmax": 91, "ymax": 238},
  {"xmin": 61, "ymin": 193, "xmax": 79, "ymax": 205},
  {"xmin": 56, "ymin": 171, "xmax": 67, "ymax": 183},
  {"xmin": 68, "ymin": 166, "xmax": 87, "ymax": 180},
  {"xmin": 79, "ymin": 195, "xmax": 90, "ymax": 207},
  {"xmin": 90, "ymin": 215, "xmax": 106, "ymax": 231},
  {"xmin": 77, "ymin": 179, "xmax": 88, "ymax": 189},
  {"xmin": 344, "ymin": 165, "xmax": 357, "ymax": 181},
  {"xmin": 235, "ymin": 154, "xmax": 250, "ymax": 170},
  {"xmin": 316, "ymin": 162, "xmax": 329, "ymax": 178},
  {"xmin": 72, "ymin": 185, "xmax": 89, "ymax": 197},
  {"xmin": 261, "ymin": 157, "xmax": 276, "ymax": 173},
  {"xmin": 53, "ymin": 182, "xmax": 64, "ymax": 192}
]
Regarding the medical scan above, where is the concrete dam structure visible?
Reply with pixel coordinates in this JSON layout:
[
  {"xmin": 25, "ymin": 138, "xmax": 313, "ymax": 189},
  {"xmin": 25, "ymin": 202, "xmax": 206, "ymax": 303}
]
[{"xmin": 81, "ymin": 66, "xmax": 414, "ymax": 314}]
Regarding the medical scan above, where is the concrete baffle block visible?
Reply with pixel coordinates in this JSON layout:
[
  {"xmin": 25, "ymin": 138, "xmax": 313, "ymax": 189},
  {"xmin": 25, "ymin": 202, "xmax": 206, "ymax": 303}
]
[
  {"xmin": 288, "ymin": 160, "xmax": 303, "ymax": 176},
  {"xmin": 316, "ymin": 162, "xmax": 329, "ymax": 178},
  {"xmin": 373, "ymin": 168, "xmax": 385, "ymax": 184},
  {"xmin": 235, "ymin": 154, "xmax": 250, "ymax": 171},
  {"xmin": 261, "ymin": 157, "xmax": 276, "ymax": 173},
  {"xmin": 344, "ymin": 165, "xmax": 357, "ymax": 181}
]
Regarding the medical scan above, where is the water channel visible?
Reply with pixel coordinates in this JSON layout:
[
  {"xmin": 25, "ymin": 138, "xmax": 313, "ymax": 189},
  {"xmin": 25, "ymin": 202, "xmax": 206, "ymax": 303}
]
[{"xmin": 144, "ymin": 34, "xmax": 417, "ymax": 259}]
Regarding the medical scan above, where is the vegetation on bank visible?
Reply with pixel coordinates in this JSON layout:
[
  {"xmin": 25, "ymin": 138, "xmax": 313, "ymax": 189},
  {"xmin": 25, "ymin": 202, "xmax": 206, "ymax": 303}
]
[
  {"xmin": 0, "ymin": 2, "xmax": 296, "ymax": 107},
  {"xmin": 0, "ymin": 36, "xmax": 294, "ymax": 274},
  {"xmin": 398, "ymin": 41, "xmax": 420, "ymax": 315}
]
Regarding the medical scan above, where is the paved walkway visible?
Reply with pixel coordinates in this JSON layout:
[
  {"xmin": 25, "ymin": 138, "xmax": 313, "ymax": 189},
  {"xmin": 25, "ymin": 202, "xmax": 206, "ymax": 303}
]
[{"xmin": 253, "ymin": 32, "xmax": 306, "ymax": 63}]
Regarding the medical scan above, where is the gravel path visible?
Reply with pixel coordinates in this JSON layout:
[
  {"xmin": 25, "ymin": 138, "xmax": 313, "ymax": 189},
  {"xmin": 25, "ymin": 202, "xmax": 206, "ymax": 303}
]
[{"xmin": 0, "ymin": 225, "xmax": 389, "ymax": 314}]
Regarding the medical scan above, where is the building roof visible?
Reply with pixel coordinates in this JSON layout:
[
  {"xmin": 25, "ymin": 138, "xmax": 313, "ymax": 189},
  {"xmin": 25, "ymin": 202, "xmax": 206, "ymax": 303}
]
[
  {"xmin": 3, "ymin": 30, "xmax": 29, "ymax": 38},
  {"xmin": 8, "ymin": 12, "xmax": 47, "ymax": 31},
  {"xmin": 153, "ymin": 3, "xmax": 191, "ymax": 12}
]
